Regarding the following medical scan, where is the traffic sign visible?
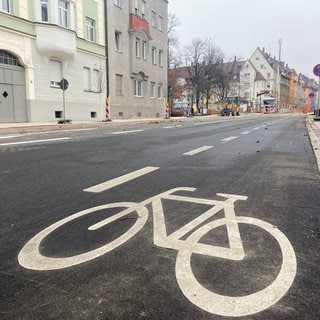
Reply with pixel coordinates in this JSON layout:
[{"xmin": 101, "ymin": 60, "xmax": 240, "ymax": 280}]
[
  {"xmin": 59, "ymin": 78, "xmax": 69, "ymax": 91},
  {"xmin": 313, "ymin": 64, "xmax": 320, "ymax": 77}
]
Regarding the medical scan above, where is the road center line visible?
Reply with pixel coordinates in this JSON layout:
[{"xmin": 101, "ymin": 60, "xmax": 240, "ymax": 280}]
[
  {"xmin": 0, "ymin": 137, "xmax": 70, "ymax": 146},
  {"xmin": 84, "ymin": 166, "xmax": 159, "ymax": 193},
  {"xmin": 183, "ymin": 146, "xmax": 213, "ymax": 156},
  {"xmin": 241, "ymin": 131, "xmax": 251, "ymax": 135},
  {"xmin": 221, "ymin": 136, "xmax": 238, "ymax": 143},
  {"xmin": 111, "ymin": 129, "xmax": 144, "ymax": 135}
]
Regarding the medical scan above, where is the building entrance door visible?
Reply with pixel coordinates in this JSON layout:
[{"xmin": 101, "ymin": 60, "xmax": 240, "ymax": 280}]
[{"xmin": 0, "ymin": 50, "xmax": 27, "ymax": 122}]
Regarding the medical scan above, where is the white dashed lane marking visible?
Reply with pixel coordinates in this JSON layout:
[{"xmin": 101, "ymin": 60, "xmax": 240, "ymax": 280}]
[
  {"xmin": 183, "ymin": 146, "xmax": 213, "ymax": 156},
  {"xmin": 111, "ymin": 130, "xmax": 144, "ymax": 135},
  {"xmin": 84, "ymin": 166, "xmax": 159, "ymax": 193},
  {"xmin": 221, "ymin": 136, "xmax": 238, "ymax": 143},
  {"xmin": 0, "ymin": 137, "xmax": 71, "ymax": 146}
]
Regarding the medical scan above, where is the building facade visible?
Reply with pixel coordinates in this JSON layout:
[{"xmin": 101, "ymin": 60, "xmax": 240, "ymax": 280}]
[
  {"xmin": 108, "ymin": 0, "xmax": 168, "ymax": 119},
  {"xmin": 0, "ymin": 0, "xmax": 168, "ymax": 123}
]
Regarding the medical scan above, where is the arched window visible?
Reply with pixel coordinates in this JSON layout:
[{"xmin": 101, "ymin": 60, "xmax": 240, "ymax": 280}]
[{"xmin": 0, "ymin": 50, "xmax": 22, "ymax": 66}]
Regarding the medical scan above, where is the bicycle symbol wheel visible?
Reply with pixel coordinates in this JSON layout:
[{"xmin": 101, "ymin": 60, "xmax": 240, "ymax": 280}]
[
  {"xmin": 18, "ymin": 202, "xmax": 148, "ymax": 270},
  {"xmin": 175, "ymin": 216, "xmax": 297, "ymax": 317}
]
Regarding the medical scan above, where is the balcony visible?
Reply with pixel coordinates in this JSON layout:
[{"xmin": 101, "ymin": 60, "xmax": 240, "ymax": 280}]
[
  {"xmin": 35, "ymin": 24, "xmax": 76, "ymax": 61},
  {"xmin": 129, "ymin": 14, "xmax": 152, "ymax": 40}
]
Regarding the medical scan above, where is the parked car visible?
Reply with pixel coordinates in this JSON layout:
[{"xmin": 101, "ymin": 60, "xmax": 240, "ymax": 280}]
[
  {"xmin": 220, "ymin": 107, "xmax": 235, "ymax": 116},
  {"xmin": 170, "ymin": 105, "xmax": 186, "ymax": 117}
]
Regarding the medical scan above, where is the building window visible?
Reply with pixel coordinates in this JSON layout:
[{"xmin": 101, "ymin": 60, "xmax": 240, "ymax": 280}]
[
  {"xmin": 135, "ymin": 38, "xmax": 141, "ymax": 58},
  {"xmin": 116, "ymin": 74, "xmax": 123, "ymax": 96},
  {"xmin": 159, "ymin": 50, "xmax": 163, "ymax": 67},
  {"xmin": 134, "ymin": 80, "xmax": 142, "ymax": 97},
  {"xmin": 93, "ymin": 69, "xmax": 102, "ymax": 92},
  {"xmin": 83, "ymin": 67, "xmax": 91, "ymax": 91},
  {"xmin": 158, "ymin": 84, "xmax": 162, "ymax": 98},
  {"xmin": 150, "ymin": 82, "xmax": 155, "ymax": 98},
  {"xmin": 142, "ymin": 41, "xmax": 147, "ymax": 60},
  {"xmin": 114, "ymin": 0, "xmax": 121, "ymax": 7},
  {"xmin": 151, "ymin": 47, "xmax": 156, "ymax": 64},
  {"xmin": 115, "ymin": 31, "xmax": 122, "ymax": 52},
  {"xmin": 85, "ymin": 17, "xmax": 95, "ymax": 42},
  {"xmin": 49, "ymin": 59, "xmax": 62, "ymax": 87},
  {"xmin": 151, "ymin": 10, "xmax": 157, "ymax": 28},
  {"xmin": 0, "ymin": 50, "xmax": 21, "ymax": 66},
  {"xmin": 0, "ymin": 0, "xmax": 9, "ymax": 13},
  {"xmin": 134, "ymin": 0, "xmax": 139, "ymax": 15},
  {"xmin": 58, "ymin": 0, "xmax": 68, "ymax": 27},
  {"xmin": 41, "ymin": 0, "xmax": 49, "ymax": 22},
  {"xmin": 159, "ymin": 15, "xmax": 163, "ymax": 31},
  {"xmin": 141, "ymin": 0, "xmax": 146, "ymax": 19}
]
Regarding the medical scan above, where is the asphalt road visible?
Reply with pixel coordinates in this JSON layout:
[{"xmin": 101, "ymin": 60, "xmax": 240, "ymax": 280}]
[{"xmin": 0, "ymin": 114, "xmax": 319, "ymax": 320}]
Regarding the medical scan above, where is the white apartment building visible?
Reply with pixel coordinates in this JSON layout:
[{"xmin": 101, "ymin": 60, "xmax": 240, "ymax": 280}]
[{"xmin": 0, "ymin": 0, "xmax": 168, "ymax": 123}]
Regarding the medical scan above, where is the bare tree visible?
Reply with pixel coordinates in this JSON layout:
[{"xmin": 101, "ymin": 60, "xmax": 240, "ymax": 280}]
[
  {"xmin": 167, "ymin": 13, "xmax": 181, "ymax": 68},
  {"xmin": 183, "ymin": 38, "xmax": 224, "ymax": 110},
  {"xmin": 201, "ymin": 40, "xmax": 224, "ymax": 109}
]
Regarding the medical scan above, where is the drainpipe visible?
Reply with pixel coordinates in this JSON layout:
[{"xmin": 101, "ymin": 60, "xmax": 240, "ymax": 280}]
[{"xmin": 104, "ymin": 0, "xmax": 111, "ymax": 121}]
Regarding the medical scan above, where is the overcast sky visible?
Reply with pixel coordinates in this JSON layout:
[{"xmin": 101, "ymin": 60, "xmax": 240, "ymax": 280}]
[{"xmin": 168, "ymin": 0, "xmax": 320, "ymax": 80}]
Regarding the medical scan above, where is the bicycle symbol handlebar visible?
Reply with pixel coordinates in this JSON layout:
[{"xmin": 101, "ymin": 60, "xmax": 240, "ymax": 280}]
[{"xmin": 18, "ymin": 187, "xmax": 296, "ymax": 317}]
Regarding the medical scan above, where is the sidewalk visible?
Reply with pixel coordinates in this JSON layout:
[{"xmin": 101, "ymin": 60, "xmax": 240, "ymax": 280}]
[{"xmin": 0, "ymin": 114, "xmax": 251, "ymax": 133}]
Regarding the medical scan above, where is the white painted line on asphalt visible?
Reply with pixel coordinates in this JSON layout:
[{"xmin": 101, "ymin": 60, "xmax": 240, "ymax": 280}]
[
  {"xmin": 162, "ymin": 125, "xmax": 183, "ymax": 129},
  {"xmin": 84, "ymin": 166, "xmax": 159, "ymax": 193},
  {"xmin": 241, "ymin": 131, "xmax": 251, "ymax": 135},
  {"xmin": 253, "ymin": 127, "xmax": 261, "ymax": 130},
  {"xmin": 221, "ymin": 136, "xmax": 238, "ymax": 143},
  {"xmin": 183, "ymin": 146, "xmax": 213, "ymax": 156},
  {"xmin": 45, "ymin": 128, "xmax": 98, "ymax": 133},
  {"xmin": 0, "ymin": 137, "xmax": 71, "ymax": 146},
  {"xmin": 111, "ymin": 129, "xmax": 144, "ymax": 135},
  {"xmin": 0, "ymin": 135, "xmax": 20, "ymax": 139}
]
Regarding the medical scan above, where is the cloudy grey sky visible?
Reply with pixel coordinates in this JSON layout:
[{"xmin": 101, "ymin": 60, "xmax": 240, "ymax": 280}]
[{"xmin": 168, "ymin": 0, "xmax": 320, "ymax": 80}]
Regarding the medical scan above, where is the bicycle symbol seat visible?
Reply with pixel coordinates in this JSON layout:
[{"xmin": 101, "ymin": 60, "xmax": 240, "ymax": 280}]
[{"xmin": 18, "ymin": 187, "xmax": 297, "ymax": 317}]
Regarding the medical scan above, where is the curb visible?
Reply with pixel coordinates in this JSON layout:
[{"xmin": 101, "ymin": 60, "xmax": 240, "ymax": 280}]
[{"xmin": 306, "ymin": 116, "xmax": 320, "ymax": 173}]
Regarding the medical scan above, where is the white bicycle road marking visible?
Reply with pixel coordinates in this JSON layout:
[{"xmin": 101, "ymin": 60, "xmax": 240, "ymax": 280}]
[
  {"xmin": 0, "ymin": 137, "xmax": 71, "ymax": 146},
  {"xmin": 111, "ymin": 129, "xmax": 144, "ymax": 135},
  {"xmin": 221, "ymin": 136, "xmax": 238, "ymax": 143},
  {"xmin": 18, "ymin": 187, "xmax": 297, "ymax": 317},
  {"xmin": 176, "ymin": 216, "xmax": 296, "ymax": 317},
  {"xmin": 83, "ymin": 166, "xmax": 159, "ymax": 193},
  {"xmin": 183, "ymin": 146, "xmax": 213, "ymax": 156}
]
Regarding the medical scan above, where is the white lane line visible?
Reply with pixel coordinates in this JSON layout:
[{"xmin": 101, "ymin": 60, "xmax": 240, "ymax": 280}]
[
  {"xmin": 84, "ymin": 166, "xmax": 159, "ymax": 193},
  {"xmin": 46, "ymin": 128, "xmax": 98, "ymax": 133},
  {"xmin": 163, "ymin": 125, "xmax": 183, "ymax": 129},
  {"xmin": 0, "ymin": 137, "xmax": 70, "ymax": 146},
  {"xmin": 253, "ymin": 127, "xmax": 260, "ymax": 130},
  {"xmin": 0, "ymin": 135, "xmax": 20, "ymax": 139},
  {"xmin": 183, "ymin": 146, "xmax": 213, "ymax": 156},
  {"xmin": 111, "ymin": 129, "xmax": 144, "ymax": 135},
  {"xmin": 241, "ymin": 131, "xmax": 251, "ymax": 135},
  {"xmin": 221, "ymin": 136, "xmax": 238, "ymax": 143}
]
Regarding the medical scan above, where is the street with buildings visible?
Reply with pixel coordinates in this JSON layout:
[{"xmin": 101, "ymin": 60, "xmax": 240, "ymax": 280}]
[{"xmin": 0, "ymin": 113, "xmax": 319, "ymax": 319}]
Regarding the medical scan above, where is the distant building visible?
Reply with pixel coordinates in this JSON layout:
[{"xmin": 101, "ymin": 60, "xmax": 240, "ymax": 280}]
[
  {"xmin": 0, "ymin": 0, "xmax": 168, "ymax": 123},
  {"xmin": 170, "ymin": 46, "xmax": 318, "ymax": 115},
  {"xmin": 108, "ymin": 0, "xmax": 168, "ymax": 119}
]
